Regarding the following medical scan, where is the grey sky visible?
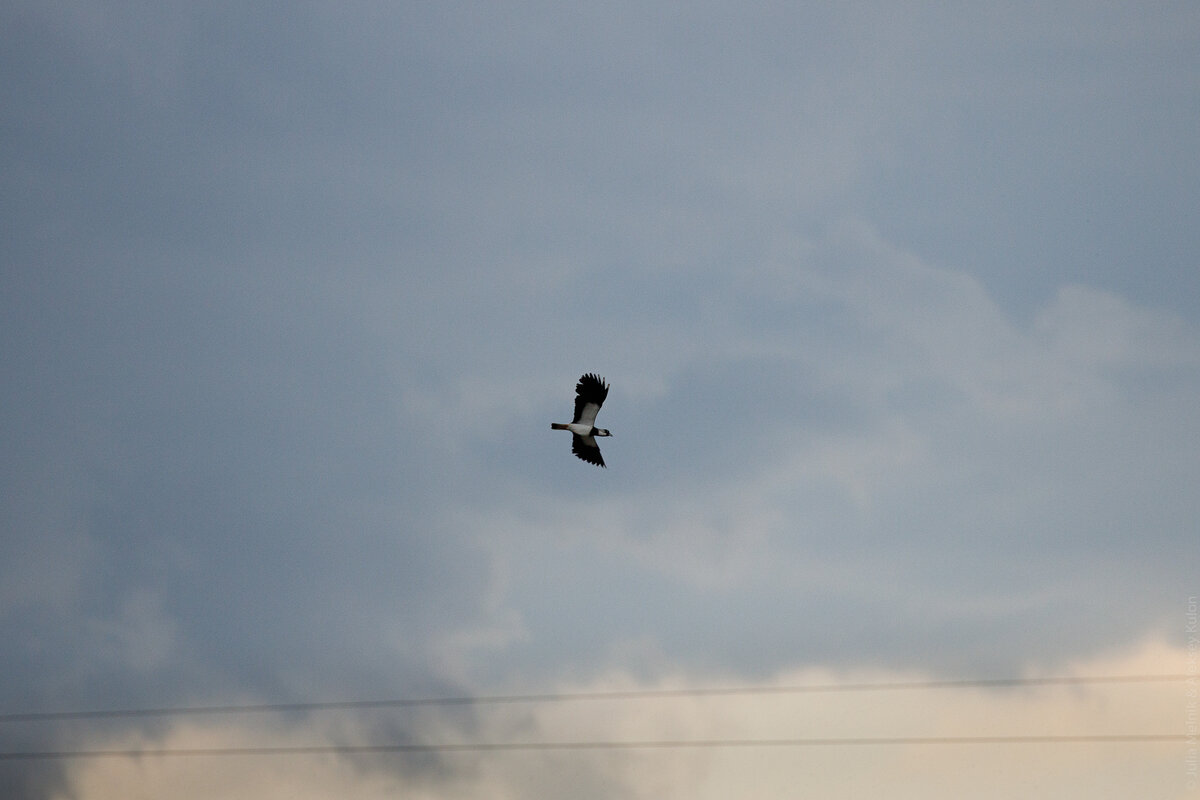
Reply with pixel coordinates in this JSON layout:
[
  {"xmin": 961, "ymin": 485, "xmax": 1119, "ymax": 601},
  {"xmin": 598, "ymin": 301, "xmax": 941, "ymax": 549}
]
[{"xmin": 3, "ymin": 2, "xmax": 1198, "ymax": 797}]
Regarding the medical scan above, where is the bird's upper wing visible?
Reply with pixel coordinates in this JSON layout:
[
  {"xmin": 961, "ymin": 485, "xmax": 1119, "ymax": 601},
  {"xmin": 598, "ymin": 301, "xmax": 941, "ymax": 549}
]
[
  {"xmin": 572, "ymin": 373, "xmax": 609, "ymax": 426},
  {"xmin": 571, "ymin": 433, "xmax": 606, "ymax": 467}
]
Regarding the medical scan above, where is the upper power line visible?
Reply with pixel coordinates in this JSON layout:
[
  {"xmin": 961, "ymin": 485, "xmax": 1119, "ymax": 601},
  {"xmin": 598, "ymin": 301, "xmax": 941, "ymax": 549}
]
[{"xmin": 1, "ymin": 673, "xmax": 1188, "ymax": 723}]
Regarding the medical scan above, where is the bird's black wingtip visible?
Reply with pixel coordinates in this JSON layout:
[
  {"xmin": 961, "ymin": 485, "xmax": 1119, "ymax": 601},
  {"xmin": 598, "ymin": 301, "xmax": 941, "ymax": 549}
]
[{"xmin": 576, "ymin": 373, "xmax": 610, "ymax": 403}]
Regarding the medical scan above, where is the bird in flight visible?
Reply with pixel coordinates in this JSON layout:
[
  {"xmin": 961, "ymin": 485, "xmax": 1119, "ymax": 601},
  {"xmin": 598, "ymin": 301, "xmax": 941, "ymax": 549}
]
[{"xmin": 550, "ymin": 373, "xmax": 612, "ymax": 467}]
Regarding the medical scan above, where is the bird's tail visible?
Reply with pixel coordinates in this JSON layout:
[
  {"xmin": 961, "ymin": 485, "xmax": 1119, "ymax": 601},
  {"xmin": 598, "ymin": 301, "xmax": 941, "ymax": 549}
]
[{"xmin": 550, "ymin": 423, "xmax": 569, "ymax": 430}]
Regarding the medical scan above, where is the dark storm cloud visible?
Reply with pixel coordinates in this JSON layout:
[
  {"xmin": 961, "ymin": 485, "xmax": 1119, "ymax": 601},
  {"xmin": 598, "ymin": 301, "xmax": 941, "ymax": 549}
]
[{"xmin": 0, "ymin": 7, "xmax": 499, "ymax": 791}]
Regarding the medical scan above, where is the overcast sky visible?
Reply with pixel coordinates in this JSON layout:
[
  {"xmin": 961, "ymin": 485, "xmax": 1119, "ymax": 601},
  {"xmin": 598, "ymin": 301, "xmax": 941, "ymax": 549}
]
[{"xmin": 3, "ymin": 2, "xmax": 1199, "ymax": 798}]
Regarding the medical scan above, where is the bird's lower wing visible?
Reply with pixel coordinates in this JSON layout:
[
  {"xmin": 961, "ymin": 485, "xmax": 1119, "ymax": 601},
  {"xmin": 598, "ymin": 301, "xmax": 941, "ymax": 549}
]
[{"xmin": 571, "ymin": 434, "xmax": 606, "ymax": 467}]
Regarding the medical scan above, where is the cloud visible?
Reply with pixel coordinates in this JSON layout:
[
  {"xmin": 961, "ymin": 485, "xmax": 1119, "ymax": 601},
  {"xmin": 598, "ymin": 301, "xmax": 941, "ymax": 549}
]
[
  {"xmin": 84, "ymin": 590, "xmax": 178, "ymax": 673},
  {"xmin": 437, "ymin": 222, "xmax": 1200, "ymax": 681},
  {"xmin": 50, "ymin": 638, "xmax": 1190, "ymax": 800},
  {"xmin": 3, "ymin": 3, "xmax": 1197, "ymax": 797}
]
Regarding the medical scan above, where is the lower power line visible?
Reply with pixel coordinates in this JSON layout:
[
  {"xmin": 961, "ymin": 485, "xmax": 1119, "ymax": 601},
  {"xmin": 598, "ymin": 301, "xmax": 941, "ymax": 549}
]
[{"xmin": 0, "ymin": 734, "xmax": 1186, "ymax": 760}]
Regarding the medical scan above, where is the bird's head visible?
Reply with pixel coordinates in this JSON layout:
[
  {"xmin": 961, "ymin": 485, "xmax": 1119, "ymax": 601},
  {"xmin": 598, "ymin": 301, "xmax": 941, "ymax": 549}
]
[{"xmin": 594, "ymin": 428, "xmax": 612, "ymax": 437}]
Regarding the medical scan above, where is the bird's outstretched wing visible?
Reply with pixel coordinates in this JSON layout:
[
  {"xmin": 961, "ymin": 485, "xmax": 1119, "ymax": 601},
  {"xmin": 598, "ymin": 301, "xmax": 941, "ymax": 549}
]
[
  {"xmin": 572, "ymin": 373, "xmax": 609, "ymax": 427},
  {"xmin": 571, "ymin": 433, "xmax": 606, "ymax": 467}
]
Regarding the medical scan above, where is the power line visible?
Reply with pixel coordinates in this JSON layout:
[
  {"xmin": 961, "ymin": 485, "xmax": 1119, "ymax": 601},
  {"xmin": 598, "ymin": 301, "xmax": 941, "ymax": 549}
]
[
  {"xmin": 1, "ymin": 673, "xmax": 1187, "ymax": 724},
  {"xmin": 0, "ymin": 734, "xmax": 1185, "ymax": 760}
]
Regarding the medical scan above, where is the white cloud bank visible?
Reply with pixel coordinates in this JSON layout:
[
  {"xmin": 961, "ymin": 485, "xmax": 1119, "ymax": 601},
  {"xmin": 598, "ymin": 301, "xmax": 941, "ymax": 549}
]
[{"xmin": 431, "ymin": 222, "xmax": 1199, "ymax": 682}]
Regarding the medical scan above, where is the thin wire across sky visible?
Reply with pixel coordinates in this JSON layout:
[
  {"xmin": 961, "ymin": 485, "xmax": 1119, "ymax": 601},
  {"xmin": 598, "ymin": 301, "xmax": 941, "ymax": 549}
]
[
  {"xmin": 2, "ymin": 672, "xmax": 1187, "ymax": 722},
  {"xmin": 3, "ymin": 672, "xmax": 1186, "ymax": 760}
]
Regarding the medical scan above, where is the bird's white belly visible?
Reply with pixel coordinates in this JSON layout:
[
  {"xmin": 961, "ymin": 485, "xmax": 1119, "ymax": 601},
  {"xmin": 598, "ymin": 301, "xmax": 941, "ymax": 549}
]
[{"xmin": 565, "ymin": 423, "xmax": 593, "ymax": 436}]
